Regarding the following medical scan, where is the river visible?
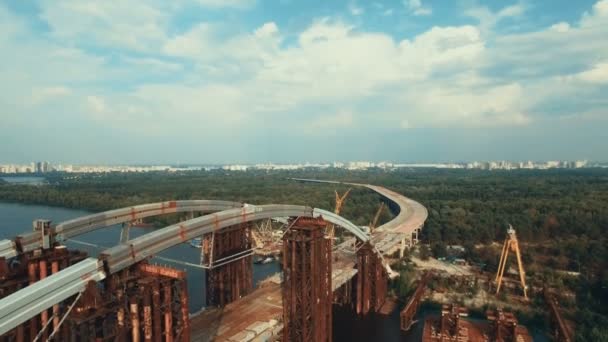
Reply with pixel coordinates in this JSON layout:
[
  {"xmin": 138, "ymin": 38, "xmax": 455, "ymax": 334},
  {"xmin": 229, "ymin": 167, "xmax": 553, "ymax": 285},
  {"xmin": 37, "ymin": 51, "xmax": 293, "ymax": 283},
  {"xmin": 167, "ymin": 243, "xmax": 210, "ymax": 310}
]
[{"xmin": 1, "ymin": 176, "xmax": 47, "ymax": 185}]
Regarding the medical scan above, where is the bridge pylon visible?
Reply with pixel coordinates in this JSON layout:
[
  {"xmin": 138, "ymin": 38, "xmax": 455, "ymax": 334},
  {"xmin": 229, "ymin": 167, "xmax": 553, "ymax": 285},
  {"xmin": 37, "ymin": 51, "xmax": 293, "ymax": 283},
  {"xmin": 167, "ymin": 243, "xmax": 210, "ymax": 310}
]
[
  {"xmin": 204, "ymin": 223, "xmax": 254, "ymax": 307},
  {"xmin": 356, "ymin": 242, "xmax": 388, "ymax": 315},
  {"xmin": 282, "ymin": 217, "xmax": 332, "ymax": 342}
]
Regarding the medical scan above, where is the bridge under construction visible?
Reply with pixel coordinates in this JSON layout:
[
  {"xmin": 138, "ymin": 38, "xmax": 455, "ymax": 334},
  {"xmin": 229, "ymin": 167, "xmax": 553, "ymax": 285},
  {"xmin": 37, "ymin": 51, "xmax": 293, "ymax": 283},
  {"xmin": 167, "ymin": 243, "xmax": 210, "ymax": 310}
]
[{"xmin": 0, "ymin": 181, "xmax": 427, "ymax": 341}]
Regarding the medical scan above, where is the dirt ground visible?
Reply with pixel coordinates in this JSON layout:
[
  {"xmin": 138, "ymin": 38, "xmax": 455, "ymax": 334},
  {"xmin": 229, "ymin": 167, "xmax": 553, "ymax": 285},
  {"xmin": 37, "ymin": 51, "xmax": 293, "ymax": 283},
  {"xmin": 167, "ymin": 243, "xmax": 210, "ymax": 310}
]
[{"xmin": 410, "ymin": 256, "xmax": 473, "ymax": 276}]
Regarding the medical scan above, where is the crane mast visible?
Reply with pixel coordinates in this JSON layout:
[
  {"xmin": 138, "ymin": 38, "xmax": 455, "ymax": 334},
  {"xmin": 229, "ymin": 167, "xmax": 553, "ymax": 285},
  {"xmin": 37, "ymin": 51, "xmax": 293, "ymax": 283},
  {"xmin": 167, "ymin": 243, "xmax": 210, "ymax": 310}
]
[
  {"xmin": 495, "ymin": 225, "xmax": 528, "ymax": 299},
  {"xmin": 327, "ymin": 189, "xmax": 351, "ymax": 240},
  {"xmin": 369, "ymin": 202, "xmax": 386, "ymax": 233}
]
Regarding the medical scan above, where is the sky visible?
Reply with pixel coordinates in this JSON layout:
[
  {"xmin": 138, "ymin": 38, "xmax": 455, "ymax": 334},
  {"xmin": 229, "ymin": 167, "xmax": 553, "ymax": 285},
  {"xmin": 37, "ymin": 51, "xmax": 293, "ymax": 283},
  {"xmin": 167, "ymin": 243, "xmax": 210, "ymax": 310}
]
[{"xmin": 0, "ymin": 0, "xmax": 607, "ymax": 164}]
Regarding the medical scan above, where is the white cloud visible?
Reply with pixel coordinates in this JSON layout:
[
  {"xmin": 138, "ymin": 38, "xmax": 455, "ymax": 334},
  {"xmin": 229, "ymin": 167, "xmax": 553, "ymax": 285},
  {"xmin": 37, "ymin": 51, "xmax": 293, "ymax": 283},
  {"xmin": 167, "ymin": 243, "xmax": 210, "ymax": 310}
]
[
  {"xmin": 1, "ymin": 0, "xmax": 607, "ymax": 143},
  {"xmin": 163, "ymin": 23, "xmax": 214, "ymax": 58},
  {"xmin": 255, "ymin": 22, "xmax": 279, "ymax": 37},
  {"xmin": 117, "ymin": 56, "xmax": 184, "ymax": 74},
  {"xmin": 39, "ymin": 0, "xmax": 169, "ymax": 51},
  {"xmin": 394, "ymin": 82, "xmax": 531, "ymax": 128},
  {"xmin": 406, "ymin": 0, "xmax": 432, "ymax": 16},
  {"xmin": 576, "ymin": 62, "xmax": 608, "ymax": 83},
  {"xmin": 497, "ymin": 4, "xmax": 524, "ymax": 18},
  {"xmin": 582, "ymin": 0, "xmax": 608, "ymax": 27},
  {"xmin": 349, "ymin": 2, "xmax": 364, "ymax": 16},
  {"xmin": 196, "ymin": 0, "xmax": 254, "ymax": 9},
  {"xmin": 31, "ymin": 87, "xmax": 71, "ymax": 104},
  {"xmin": 87, "ymin": 96, "xmax": 106, "ymax": 114},
  {"xmin": 550, "ymin": 22, "xmax": 570, "ymax": 32},
  {"xmin": 465, "ymin": 3, "xmax": 525, "ymax": 33}
]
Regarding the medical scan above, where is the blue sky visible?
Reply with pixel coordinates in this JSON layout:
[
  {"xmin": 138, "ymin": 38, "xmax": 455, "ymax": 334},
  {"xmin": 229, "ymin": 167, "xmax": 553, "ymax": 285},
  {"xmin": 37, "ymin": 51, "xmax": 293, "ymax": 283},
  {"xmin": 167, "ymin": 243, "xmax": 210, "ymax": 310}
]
[{"xmin": 0, "ymin": 0, "xmax": 606, "ymax": 164}]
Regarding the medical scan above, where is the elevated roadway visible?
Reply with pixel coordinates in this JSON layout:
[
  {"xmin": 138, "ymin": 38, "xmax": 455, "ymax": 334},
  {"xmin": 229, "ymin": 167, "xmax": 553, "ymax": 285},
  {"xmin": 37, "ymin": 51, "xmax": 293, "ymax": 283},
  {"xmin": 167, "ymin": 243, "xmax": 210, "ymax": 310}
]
[
  {"xmin": 291, "ymin": 178, "xmax": 428, "ymax": 255},
  {"xmin": 0, "ymin": 200, "xmax": 243, "ymax": 258}
]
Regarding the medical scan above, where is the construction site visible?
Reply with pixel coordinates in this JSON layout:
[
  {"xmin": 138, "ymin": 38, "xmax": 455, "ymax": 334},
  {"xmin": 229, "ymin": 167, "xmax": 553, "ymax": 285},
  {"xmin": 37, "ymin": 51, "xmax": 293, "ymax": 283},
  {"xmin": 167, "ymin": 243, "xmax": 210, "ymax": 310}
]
[{"xmin": 0, "ymin": 180, "xmax": 575, "ymax": 341}]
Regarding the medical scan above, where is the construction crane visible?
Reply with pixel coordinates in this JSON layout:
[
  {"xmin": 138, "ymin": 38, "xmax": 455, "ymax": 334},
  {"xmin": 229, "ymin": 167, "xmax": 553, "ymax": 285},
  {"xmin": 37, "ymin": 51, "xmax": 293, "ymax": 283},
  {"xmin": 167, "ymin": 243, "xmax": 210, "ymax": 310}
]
[
  {"xmin": 326, "ymin": 188, "xmax": 351, "ymax": 239},
  {"xmin": 369, "ymin": 202, "xmax": 386, "ymax": 233},
  {"xmin": 495, "ymin": 225, "xmax": 528, "ymax": 299}
]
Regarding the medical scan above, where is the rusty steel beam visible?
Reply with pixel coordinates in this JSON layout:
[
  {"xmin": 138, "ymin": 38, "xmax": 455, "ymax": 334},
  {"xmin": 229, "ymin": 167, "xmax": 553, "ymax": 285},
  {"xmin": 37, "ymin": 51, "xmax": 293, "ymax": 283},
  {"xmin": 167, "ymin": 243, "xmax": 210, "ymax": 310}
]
[
  {"xmin": 139, "ymin": 264, "xmax": 186, "ymax": 280},
  {"xmin": 39, "ymin": 259, "xmax": 48, "ymax": 342},
  {"xmin": 152, "ymin": 280, "xmax": 162, "ymax": 342},
  {"xmin": 205, "ymin": 224, "xmax": 253, "ymax": 307},
  {"xmin": 163, "ymin": 281, "xmax": 173, "ymax": 342},
  {"xmin": 27, "ymin": 261, "xmax": 38, "ymax": 340},
  {"xmin": 282, "ymin": 217, "xmax": 332, "ymax": 342},
  {"xmin": 51, "ymin": 261, "xmax": 60, "ymax": 333},
  {"xmin": 142, "ymin": 282, "xmax": 153, "ymax": 342},
  {"xmin": 130, "ymin": 296, "xmax": 140, "ymax": 342},
  {"xmin": 400, "ymin": 272, "xmax": 431, "ymax": 331},
  {"xmin": 545, "ymin": 290, "xmax": 573, "ymax": 342},
  {"xmin": 356, "ymin": 242, "xmax": 388, "ymax": 315},
  {"xmin": 179, "ymin": 279, "xmax": 190, "ymax": 342}
]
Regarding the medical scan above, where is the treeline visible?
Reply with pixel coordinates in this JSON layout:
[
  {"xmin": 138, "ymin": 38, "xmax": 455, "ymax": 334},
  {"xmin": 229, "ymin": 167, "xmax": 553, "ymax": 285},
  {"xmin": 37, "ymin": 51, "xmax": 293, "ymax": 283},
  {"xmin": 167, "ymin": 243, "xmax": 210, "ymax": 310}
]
[{"xmin": 0, "ymin": 171, "xmax": 392, "ymax": 227}]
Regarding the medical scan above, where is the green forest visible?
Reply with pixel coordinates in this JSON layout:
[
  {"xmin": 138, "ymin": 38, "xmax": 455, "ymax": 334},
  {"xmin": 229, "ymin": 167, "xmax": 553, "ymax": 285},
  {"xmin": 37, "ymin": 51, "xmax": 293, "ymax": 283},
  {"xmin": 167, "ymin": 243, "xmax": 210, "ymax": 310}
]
[{"xmin": 1, "ymin": 168, "xmax": 607, "ymax": 340}]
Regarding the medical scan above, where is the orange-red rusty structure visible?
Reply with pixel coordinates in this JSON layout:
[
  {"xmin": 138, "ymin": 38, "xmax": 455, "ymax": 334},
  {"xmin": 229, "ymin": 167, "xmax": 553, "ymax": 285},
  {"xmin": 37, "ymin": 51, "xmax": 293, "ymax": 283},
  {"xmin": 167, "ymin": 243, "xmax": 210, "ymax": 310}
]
[
  {"xmin": 0, "ymin": 246, "xmax": 87, "ymax": 342},
  {"xmin": 486, "ymin": 308, "xmax": 533, "ymax": 342},
  {"xmin": 545, "ymin": 289, "xmax": 573, "ymax": 342},
  {"xmin": 355, "ymin": 242, "xmax": 388, "ymax": 315},
  {"xmin": 422, "ymin": 304, "xmax": 471, "ymax": 341},
  {"xmin": 64, "ymin": 262, "xmax": 190, "ymax": 342},
  {"xmin": 400, "ymin": 272, "xmax": 431, "ymax": 331},
  {"xmin": 1, "ymin": 252, "xmax": 190, "ymax": 342},
  {"xmin": 282, "ymin": 217, "xmax": 332, "ymax": 342},
  {"xmin": 422, "ymin": 305, "xmax": 533, "ymax": 342},
  {"xmin": 204, "ymin": 224, "xmax": 253, "ymax": 307}
]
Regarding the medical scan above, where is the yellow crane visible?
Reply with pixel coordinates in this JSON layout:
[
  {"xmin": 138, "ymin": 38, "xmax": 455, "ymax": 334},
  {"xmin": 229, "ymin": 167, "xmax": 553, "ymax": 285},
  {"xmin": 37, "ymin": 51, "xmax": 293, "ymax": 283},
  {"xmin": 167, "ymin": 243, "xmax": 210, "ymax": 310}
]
[
  {"xmin": 369, "ymin": 202, "xmax": 386, "ymax": 233},
  {"xmin": 327, "ymin": 188, "xmax": 351, "ymax": 239},
  {"xmin": 495, "ymin": 225, "xmax": 528, "ymax": 299}
]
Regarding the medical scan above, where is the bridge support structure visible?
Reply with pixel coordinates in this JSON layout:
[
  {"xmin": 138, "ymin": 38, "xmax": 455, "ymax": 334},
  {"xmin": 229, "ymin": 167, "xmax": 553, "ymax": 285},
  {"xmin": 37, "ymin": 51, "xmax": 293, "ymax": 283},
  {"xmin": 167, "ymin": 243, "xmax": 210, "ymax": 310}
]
[
  {"xmin": 0, "ymin": 246, "xmax": 87, "ymax": 342},
  {"xmin": 1, "ymin": 257, "xmax": 191, "ymax": 342},
  {"xmin": 400, "ymin": 272, "xmax": 431, "ymax": 331},
  {"xmin": 333, "ymin": 279, "xmax": 354, "ymax": 306},
  {"xmin": 204, "ymin": 223, "xmax": 253, "ymax": 307},
  {"xmin": 67, "ymin": 262, "xmax": 190, "ymax": 342},
  {"xmin": 282, "ymin": 217, "xmax": 332, "ymax": 342},
  {"xmin": 545, "ymin": 290, "xmax": 573, "ymax": 342},
  {"xmin": 355, "ymin": 242, "xmax": 387, "ymax": 315}
]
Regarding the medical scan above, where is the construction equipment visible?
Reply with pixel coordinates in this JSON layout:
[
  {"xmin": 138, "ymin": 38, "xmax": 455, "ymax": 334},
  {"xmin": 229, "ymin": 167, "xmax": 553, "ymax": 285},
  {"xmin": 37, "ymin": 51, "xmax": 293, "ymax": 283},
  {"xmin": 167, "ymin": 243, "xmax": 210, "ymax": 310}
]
[
  {"xmin": 495, "ymin": 225, "xmax": 528, "ymax": 299},
  {"xmin": 369, "ymin": 202, "xmax": 386, "ymax": 233},
  {"xmin": 252, "ymin": 219, "xmax": 274, "ymax": 248},
  {"xmin": 326, "ymin": 189, "xmax": 351, "ymax": 239}
]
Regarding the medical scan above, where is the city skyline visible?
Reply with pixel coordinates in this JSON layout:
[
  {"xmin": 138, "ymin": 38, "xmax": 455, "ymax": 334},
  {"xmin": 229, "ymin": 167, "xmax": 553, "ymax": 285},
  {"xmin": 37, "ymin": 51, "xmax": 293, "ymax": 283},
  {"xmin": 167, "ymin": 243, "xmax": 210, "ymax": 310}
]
[
  {"xmin": 0, "ymin": 159, "xmax": 598, "ymax": 174},
  {"xmin": 1, "ymin": 0, "xmax": 607, "ymax": 163}
]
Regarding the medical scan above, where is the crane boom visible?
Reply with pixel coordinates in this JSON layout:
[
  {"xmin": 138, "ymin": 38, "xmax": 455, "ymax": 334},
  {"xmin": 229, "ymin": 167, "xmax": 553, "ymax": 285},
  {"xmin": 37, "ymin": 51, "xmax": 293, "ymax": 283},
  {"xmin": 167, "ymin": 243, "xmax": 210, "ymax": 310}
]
[
  {"xmin": 369, "ymin": 202, "xmax": 386, "ymax": 233},
  {"xmin": 327, "ymin": 188, "xmax": 351, "ymax": 239}
]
